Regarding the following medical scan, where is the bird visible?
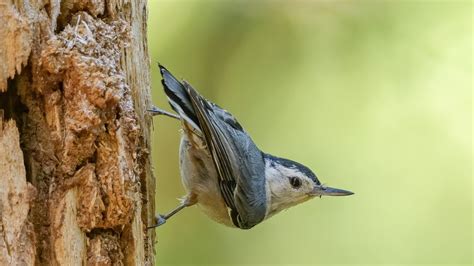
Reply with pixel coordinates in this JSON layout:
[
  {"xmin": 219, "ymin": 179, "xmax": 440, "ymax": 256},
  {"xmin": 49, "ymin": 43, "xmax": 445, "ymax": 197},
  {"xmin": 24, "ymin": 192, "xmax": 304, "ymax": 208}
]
[{"xmin": 148, "ymin": 65, "xmax": 353, "ymax": 229}]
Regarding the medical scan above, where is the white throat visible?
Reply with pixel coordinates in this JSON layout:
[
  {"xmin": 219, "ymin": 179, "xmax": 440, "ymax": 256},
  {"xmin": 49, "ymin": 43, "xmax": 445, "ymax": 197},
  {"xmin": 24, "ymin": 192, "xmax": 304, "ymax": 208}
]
[{"xmin": 264, "ymin": 159, "xmax": 307, "ymax": 218}]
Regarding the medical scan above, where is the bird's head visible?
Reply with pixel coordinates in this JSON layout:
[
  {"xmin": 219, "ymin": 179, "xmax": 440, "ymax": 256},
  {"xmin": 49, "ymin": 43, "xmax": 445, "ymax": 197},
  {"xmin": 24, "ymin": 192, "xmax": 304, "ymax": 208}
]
[{"xmin": 263, "ymin": 154, "xmax": 353, "ymax": 218}]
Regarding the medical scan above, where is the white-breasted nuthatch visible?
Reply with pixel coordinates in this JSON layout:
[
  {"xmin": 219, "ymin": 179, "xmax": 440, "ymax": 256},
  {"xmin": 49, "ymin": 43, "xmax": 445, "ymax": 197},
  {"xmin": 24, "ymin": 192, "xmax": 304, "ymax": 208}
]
[{"xmin": 149, "ymin": 65, "xmax": 353, "ymax": 229}]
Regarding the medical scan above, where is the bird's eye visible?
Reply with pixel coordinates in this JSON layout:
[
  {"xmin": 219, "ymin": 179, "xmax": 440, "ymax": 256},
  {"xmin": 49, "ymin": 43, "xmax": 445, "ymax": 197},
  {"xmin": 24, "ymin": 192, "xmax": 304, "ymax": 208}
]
[{"xmin": 289, "ymin": 176, "xmax": 302, "ymax": 189}]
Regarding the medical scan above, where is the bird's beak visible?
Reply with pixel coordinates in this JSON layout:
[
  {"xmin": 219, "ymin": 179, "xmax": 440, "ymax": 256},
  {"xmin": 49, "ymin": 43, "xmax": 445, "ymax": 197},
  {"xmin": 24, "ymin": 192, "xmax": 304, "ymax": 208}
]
[{"xmin": 311, "ymin": 185, "xmax": 354, "ymax": 197}]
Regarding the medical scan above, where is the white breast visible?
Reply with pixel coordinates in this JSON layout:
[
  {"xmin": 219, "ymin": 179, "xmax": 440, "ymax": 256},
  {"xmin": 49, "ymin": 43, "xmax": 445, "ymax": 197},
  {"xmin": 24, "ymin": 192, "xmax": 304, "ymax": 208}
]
[{"xmin": 179, "ymin": 136, "xmax": 235, "ymax": 227}]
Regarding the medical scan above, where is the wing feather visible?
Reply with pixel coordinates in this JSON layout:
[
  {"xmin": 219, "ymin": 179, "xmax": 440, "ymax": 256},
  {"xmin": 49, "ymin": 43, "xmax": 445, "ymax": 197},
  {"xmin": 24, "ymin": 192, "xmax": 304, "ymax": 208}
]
[
  {"xmin": 184, "ymin": 83, "xmax": 239, "ymax": 213},
  {"xmin": 184, "ymin": 81, "xmax": 266, "ymax": 229}
]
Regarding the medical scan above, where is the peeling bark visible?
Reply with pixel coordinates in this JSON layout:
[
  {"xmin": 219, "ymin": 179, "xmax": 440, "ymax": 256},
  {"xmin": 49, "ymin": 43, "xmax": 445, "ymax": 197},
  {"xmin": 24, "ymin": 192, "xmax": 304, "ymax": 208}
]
[
  {"xmin": 0, "ymin": 118, "xmax": 37, "ymax": 265},
  {"xmin": 0, "ymin": 0, "xmax": 154, "ymax": 265}
]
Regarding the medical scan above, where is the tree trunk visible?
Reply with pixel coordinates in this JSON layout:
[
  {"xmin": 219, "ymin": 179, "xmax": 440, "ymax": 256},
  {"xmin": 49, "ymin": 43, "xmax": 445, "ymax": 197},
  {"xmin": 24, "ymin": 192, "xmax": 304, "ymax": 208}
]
[{"xmin": 0, "ymin": 0, "xmax": 155, "ymax": 265}]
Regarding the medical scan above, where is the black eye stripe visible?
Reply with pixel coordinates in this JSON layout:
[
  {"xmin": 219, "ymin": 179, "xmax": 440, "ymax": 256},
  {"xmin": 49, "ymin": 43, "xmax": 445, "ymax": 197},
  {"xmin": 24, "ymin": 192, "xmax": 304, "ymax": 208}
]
[{"xmin": 289, "ymin": 176, "xmax": 302, "ymax": 188}]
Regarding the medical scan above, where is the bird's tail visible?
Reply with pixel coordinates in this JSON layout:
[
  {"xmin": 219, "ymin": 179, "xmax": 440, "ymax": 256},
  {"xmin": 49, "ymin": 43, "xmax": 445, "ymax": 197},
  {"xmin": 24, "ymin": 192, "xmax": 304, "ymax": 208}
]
[{"xmin": 159, "ymin": 64, "xmax": 200, "ymax": 130}]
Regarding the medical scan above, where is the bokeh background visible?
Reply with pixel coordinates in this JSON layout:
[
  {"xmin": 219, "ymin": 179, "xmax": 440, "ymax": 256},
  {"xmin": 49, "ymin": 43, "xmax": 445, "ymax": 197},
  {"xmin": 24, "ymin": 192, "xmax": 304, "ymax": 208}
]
[{"xmin": 148, "ymin": 1, "xmax": 472, "ymax": 265}]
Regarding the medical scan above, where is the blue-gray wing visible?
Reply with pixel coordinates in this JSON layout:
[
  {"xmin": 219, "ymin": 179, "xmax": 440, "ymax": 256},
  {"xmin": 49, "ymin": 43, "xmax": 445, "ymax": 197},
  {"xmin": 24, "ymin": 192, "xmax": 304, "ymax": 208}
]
[{"xmin": 184, "ymin": 82, "xmax": 267, "ymax": 229}]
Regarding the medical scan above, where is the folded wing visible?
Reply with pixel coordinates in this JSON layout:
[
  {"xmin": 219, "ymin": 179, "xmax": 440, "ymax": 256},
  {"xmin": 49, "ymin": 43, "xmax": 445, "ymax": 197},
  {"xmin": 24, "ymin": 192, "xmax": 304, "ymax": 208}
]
[{"xmin": 184, "ymin": 81, "xmax": 267, "ymax": 229}]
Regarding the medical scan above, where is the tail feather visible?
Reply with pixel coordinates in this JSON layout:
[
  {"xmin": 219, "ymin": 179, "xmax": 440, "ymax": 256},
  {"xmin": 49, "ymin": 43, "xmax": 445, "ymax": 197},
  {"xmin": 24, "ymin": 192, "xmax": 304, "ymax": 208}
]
[{"xmin": 159, "ymin": 64, "xmax": 200, "ymax": 130}]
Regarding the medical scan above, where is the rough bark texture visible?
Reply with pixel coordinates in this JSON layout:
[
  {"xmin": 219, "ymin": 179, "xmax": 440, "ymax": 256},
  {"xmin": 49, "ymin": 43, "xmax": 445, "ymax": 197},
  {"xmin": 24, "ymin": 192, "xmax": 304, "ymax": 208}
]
[{"xmin": 0, "ymin": 0, "xmax": 155, "ymax": 265}]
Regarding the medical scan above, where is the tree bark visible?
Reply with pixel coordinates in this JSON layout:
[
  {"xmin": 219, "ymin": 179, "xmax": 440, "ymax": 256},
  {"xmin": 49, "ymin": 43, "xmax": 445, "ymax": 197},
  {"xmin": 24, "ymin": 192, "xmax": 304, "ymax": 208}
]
[{"xmin": 0, "ymin": 0, "xmax": 155, "ymax": 265}]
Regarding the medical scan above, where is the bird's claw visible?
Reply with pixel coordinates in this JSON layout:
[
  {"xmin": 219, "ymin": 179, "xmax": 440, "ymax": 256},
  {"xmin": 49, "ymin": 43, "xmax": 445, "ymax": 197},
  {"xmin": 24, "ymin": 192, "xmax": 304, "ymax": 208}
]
[{"xmin": 147, "ymin": 214, "xmax": 167, "ymax": 229}]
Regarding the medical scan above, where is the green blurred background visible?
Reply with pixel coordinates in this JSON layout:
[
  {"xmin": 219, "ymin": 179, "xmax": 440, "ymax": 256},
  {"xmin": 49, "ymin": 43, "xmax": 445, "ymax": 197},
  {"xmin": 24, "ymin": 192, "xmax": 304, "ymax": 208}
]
[{"xmin": 148, "ymin": 1, "xmax": 472, "ymax": 265}]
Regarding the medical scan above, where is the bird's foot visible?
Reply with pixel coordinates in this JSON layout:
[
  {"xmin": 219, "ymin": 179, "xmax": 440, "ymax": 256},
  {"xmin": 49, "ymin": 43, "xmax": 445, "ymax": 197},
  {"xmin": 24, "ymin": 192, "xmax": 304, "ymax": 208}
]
[
  {"xmin": 147, "ymin": 106, "xmax": 180, "ymax": 120},
  {"xmin": 147, "ymin": 198, "xmax": 193, "ymax": 229},
  {"xmin": 147, "ymin": 214, "xmax": 167, "ymax": 229}
]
